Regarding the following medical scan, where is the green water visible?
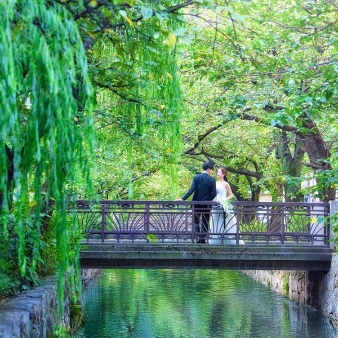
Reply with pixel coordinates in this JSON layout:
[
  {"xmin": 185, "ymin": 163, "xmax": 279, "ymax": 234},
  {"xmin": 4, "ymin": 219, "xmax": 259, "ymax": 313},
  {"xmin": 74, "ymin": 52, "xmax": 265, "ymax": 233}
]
[{"xmin": 75, "ymin": 269, "xmax": 338, "ymax": 338}]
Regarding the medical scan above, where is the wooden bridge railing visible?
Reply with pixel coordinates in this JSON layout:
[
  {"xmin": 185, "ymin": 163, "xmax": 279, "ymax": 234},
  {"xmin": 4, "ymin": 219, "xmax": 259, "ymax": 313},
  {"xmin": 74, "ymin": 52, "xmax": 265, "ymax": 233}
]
[{"xmin": 70, "ymin": 200, "xmax": 331, "ymax": 246}]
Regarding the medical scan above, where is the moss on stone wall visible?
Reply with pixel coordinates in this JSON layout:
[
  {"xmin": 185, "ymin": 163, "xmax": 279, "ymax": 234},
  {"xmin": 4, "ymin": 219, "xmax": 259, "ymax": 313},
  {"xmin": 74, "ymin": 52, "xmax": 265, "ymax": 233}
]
[{"xmin": 283, "ymin": 273, "xmax": 290, "ymax": 294}]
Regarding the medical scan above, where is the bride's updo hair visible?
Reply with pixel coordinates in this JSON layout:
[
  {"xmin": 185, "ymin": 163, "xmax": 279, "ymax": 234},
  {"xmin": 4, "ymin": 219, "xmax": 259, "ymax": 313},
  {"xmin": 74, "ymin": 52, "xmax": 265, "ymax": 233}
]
[{"xmin": 220, "ymin": 167, "xmax": 229, "ymax": 182}]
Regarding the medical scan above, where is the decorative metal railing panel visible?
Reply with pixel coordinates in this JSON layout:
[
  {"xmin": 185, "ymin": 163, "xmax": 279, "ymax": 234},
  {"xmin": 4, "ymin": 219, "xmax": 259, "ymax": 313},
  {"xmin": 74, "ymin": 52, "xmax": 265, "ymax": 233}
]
[
  {"xmin": 70, "ymin": 200, "xmax": 330, "ymax": 245},
  {"xmin": 233, "ymin": 201, "xmax": 330, "ymax": 245}
]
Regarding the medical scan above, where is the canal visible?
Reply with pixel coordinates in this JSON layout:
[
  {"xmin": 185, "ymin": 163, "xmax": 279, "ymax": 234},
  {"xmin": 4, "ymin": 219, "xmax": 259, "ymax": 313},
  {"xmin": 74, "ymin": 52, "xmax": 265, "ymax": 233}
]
[{"xmin": 75, "ymin": 269, "xmax": 338, "ymax": 338}]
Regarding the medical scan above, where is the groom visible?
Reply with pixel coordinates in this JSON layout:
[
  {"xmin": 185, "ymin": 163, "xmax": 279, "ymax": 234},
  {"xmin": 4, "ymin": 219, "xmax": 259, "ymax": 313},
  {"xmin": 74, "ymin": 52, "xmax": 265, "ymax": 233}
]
[{"xmin": 180, "ymin": 161, "xmax": 216, "ymax": 243}]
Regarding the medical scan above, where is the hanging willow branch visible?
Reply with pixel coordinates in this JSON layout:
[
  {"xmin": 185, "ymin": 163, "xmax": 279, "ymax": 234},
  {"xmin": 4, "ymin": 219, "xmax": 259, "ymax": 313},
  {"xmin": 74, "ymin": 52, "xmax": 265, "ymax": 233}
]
[
  {"xmin": 0, "ymin": 0, "xmax": 95, "ymax": 301},
  {"xmin": 90, "ymin": 8, "xmax": 186, "ymax": 198}
]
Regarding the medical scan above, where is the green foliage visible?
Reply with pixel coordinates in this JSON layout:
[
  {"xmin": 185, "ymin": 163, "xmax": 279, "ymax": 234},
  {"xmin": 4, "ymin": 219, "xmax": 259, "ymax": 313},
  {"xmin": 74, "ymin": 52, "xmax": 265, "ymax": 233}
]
[
  {"xmin": 178, "ymin": 0, "xmax": 338, "ymax": 201},
  {"xmin": 88, "ymin": 12, "xmax": 185, "ymax": 199},
  {"xmin": 283, "ymin": 273, "xmax": 290, "ymax": 294},
  {"xmin": 52, "ymin": 326, "xmax": 73, "ymax": 338},
  {"xmin": 146, "ymin": 233, "xmax": 157, "ymax": 244},
  {"xmin": 0, "ymin": 214, "xmax": 43, "ymax": 296},
  {"xmin": 0, "ymin": 0, "xmax": 94, "ymax": 301},
  {"xmin": 2, "ymin": 0, "xmax": 338, "ymax": 307},
  {"xmin": 241, "ymin": 219, "xmax": 266, "ymax": 233},
  {"xmin": 285, "ymin": 212, "xmax": 309, "ymax": 233},
  {"xmin": 240, "ymin": 211, "xmax": 317, "ymax": 234},
  {"xmin": 0, "ymin": 217, "xmax": 17, "ymax": 295},
  {"xmin": 330, "ymin": 212, "xmax": 338, "ymax": 250},
  {"xmin": 314, "ymin": 167, "xmax": 338, "ymax": 201},
  {"xmin": 36, "ymin": 213, "xmax": 78, "ymax": 279},
  {"xmin": 70, "ymin": 302, "xmax": 84, "ymax": 334}
]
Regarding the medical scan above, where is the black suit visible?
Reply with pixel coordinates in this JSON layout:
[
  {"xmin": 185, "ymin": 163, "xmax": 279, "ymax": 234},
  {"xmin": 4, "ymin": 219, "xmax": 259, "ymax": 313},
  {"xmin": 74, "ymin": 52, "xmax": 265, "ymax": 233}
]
[{"xmin": 182, "ymin": 172, "xmax": 217, "ymax": 240}]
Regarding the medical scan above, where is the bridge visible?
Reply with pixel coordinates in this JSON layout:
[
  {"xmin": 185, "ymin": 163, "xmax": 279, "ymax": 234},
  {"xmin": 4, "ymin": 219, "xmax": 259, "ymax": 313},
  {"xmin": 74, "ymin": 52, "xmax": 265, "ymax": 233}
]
[
  {"xmin": 80, "ymin": 243, "xmax": 332, "ymax": 271},
  {"xmin": 71, "ymin": 200, "xmax": 334, "ymax": 271}
]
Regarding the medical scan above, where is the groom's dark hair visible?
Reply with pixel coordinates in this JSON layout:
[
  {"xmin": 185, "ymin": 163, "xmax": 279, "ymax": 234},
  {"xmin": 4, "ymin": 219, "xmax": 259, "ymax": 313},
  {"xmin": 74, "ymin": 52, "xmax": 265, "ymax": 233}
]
[{"xmin": 202, "ymin": 161, "xmax": 214, "ymax": 170}]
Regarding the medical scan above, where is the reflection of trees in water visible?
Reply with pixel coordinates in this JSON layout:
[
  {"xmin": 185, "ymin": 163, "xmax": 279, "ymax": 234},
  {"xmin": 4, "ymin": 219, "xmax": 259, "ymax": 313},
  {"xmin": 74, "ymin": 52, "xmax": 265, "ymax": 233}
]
[{"xmin": 77, "ymin": 270, "xmax": 337, "ymax": 338}]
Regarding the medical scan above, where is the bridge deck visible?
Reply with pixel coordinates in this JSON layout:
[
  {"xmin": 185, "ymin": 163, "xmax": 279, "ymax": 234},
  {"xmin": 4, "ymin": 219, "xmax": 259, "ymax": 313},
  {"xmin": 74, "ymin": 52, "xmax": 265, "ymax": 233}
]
[{"xmin": 80, "ymin": 242, "xmax": 333, "ymax": 271}]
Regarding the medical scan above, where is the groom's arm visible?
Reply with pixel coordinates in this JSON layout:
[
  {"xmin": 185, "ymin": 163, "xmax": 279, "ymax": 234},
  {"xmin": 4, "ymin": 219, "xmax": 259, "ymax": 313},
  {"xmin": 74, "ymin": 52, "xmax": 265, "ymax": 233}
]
[
  {"xmin": 211, "ymin": 179, "xmax": 217, "ymax": 200},
  {"xmin": 181, "ymin": 176, "xmax": 197, "ymax": 200}
]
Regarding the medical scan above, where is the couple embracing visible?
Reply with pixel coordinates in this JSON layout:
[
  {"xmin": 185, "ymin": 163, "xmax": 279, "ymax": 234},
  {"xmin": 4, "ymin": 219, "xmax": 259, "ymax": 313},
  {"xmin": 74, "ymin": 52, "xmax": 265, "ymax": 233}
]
[{"xmin": 178, "ymin": 161, "xmax": 236, "ymax": 244}]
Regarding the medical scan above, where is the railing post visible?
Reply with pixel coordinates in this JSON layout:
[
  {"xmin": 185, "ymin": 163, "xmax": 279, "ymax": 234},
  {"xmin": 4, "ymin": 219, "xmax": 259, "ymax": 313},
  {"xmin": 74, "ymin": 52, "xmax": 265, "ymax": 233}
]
[
  {"xmin": 233, "ymin": 203, "xmax": 239, "ymax": 244},
  {"xmin": 191, "ymin": 202, "xmax": 195, "ymax": 242},
  {"xmin": 102, "ymin": 203, "xmax": 106, "ymax": 242},
  {"xmin": 329, "ymin": 201, "xmax": 338, "ymax": 249},
  {"xmin": 281, "ymin": 204, "xmax": 285, "ymax": 244},
  {"xmin": 235, "ymin": 204, "xmax": 241, "ymax": 244},
  {"xmin": 145, "ymin": 202, "xmax": 150, "ymax": 236}
]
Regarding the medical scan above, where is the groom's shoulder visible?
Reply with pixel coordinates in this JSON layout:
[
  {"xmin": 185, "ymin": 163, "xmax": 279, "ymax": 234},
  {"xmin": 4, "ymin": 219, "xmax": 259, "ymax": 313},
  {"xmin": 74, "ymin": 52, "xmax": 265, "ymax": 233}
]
[{"xmin": 195, "ymin": 173, "xmax": 215, "ymax": 181}]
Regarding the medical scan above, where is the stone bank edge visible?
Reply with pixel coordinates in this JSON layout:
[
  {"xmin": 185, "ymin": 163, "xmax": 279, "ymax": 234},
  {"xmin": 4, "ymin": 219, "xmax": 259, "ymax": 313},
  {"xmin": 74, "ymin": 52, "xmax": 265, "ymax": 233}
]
[
  {"xmin": 242, "ymin": 254, "xmax": 338, "ymax": 331},
  {"xmin": 0, "ymin": 276, "xmax": 69, "ymax": 337},
  {"xmin": 0, "ymin": 269, "xmax": 102, "ymax": 337}
]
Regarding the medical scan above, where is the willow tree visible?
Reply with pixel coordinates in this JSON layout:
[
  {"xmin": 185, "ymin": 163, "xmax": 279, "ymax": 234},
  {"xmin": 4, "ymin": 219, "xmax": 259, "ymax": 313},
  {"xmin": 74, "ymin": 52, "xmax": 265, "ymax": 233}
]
[
  {"xmin": 87, "ymin": 20, "xmax": 185, "ymax": 200},
  {"xmin": 62, "ymin": 1, "xmax": 205, "ymax": 200},
  {"xmin": 0, "ymin": 0, "xmax": 219, "ymax": 296},
  {"xmin": 0, "ymin": 1, "xmax": 94, "ymax": 297}
]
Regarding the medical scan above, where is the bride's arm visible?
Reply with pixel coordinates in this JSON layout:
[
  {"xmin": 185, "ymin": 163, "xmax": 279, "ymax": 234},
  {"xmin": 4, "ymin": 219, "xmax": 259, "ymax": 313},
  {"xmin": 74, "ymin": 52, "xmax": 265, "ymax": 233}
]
[{"xmin": 225, "ymin": 182, "xmax": 234, "ymax": 201}]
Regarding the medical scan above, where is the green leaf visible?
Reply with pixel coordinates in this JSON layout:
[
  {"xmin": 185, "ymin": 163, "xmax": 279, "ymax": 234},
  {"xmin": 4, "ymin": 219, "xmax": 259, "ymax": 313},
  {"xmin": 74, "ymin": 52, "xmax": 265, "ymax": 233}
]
[
  {"xmin": 119, "ymin": 10, "xmax": 127, "ymax": 18},
  {"xmin": 141, "ymin": 6, "xmax": 153, "ymax": 19}
]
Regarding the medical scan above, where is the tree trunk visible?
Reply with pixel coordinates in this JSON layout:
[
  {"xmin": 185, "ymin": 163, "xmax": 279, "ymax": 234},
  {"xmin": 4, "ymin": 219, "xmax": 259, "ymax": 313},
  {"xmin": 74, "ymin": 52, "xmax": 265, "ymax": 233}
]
[
  {"xmin": 275, "ymin": 131, "xmax": 305, "ymax": 202},
  {"xmin": 299, "ymin": 118, "xmax": 335, "ymax": 201},
  {"xmin": 0, "ymin": 145, "xmax": 15, "ymax": 211}
]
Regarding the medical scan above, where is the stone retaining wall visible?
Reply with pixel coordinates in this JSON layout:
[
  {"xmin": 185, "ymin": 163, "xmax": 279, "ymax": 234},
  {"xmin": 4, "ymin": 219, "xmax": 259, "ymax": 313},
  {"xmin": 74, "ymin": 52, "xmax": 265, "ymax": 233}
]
[
  {"xmin": 242, "ymin": 255, "xmax": 338, "ymax": 330},
  {"xmin": 81, "ymin": 269, "xmax": 102, "ymax": 288},
  {"xmin": 0, "ymin": 276, "xmax": 69, "ymax": 338},
  {"xmin": 0, "ymin": 269, "xmax": 102, "ymax": 338},
  {"xmin": 321, "ymin": 254, "xmax": 338, "ymax": 329}
]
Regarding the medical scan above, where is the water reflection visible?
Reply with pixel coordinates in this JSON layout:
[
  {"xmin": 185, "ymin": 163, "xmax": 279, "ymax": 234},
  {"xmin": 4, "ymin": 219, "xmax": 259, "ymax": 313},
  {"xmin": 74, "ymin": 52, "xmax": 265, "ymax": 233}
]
[{"xmin": 75, "ymin": 270, "xmax": 338, "ymax": 338}]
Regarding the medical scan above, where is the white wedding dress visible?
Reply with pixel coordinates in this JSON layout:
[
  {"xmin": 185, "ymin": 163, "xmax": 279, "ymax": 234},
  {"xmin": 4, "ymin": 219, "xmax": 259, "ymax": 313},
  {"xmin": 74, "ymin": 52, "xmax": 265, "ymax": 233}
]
[{"xmin": 209, "ymin": 182, "xmax": 244, "ymax": 244}]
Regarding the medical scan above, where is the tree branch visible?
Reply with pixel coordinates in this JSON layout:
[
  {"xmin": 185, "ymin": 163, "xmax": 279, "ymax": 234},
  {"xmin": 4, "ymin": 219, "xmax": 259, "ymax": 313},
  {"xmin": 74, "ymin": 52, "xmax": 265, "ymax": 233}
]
[
  {"xmin": 237, "ymin": 108, "xmax": 299, "ymax": 133},
  {"xmin": 183, "ymin": 120, "xmax": 230, "ymax": 155}
]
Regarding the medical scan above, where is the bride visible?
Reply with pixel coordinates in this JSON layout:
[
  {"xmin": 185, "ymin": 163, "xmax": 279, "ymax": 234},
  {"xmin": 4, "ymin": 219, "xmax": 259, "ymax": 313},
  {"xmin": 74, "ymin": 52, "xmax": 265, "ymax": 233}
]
[{"xmin": 209, "ymin": 167, "xmax": 244, "ymax": 244}]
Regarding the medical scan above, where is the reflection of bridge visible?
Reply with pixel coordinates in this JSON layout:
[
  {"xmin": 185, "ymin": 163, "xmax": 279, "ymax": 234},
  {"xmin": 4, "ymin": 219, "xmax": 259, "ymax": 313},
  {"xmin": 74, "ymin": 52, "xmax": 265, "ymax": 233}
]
[{"xmin": 71, "ymin": 200, "xmax": 333, "ymax": 271}]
